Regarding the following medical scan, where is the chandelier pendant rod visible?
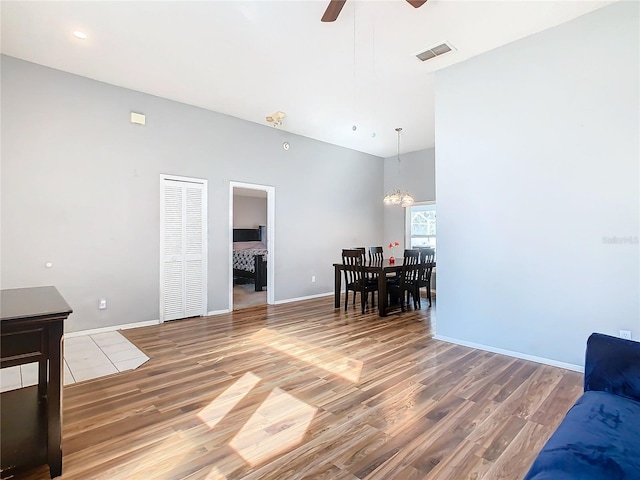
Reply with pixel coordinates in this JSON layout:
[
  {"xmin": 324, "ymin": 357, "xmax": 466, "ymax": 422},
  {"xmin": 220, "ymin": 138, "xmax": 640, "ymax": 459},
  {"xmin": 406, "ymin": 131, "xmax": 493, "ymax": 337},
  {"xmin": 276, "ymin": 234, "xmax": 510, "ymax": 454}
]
[{"xmin": 383, "ymin": 127, "xmax": 414, "ymax": 207}]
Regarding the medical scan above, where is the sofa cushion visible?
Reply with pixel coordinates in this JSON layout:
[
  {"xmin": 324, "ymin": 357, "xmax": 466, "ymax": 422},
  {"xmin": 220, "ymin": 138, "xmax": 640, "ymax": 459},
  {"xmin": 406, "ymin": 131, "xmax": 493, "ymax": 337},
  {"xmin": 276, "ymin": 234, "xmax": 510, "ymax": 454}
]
[
  {"xmin": 524, "ymin": 390, "xmax": 640, "ymax": 480},
  {"xmin": 584, "ymin": 333, "xmax": 640, "ymax": 403}
]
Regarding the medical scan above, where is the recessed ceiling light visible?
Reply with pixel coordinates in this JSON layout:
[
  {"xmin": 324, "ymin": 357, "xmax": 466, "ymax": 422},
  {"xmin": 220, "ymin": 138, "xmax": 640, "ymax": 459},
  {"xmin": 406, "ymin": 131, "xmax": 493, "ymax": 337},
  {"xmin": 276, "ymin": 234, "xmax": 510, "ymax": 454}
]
[{"xmin": 72, "ymin": 31, "xmax": 87, "ymax": 40}]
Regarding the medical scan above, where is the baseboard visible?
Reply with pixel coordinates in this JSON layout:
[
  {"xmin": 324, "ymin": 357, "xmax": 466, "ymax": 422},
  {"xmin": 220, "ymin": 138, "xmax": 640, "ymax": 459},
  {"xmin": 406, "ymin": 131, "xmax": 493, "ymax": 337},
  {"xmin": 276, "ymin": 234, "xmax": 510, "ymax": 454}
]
[
  {"xmin": 207, "ymin": 309, "xmax": 231, "ymax": 316},
  {"xmin": 433, "ymin": 334, "xmax": 584, "ymax": 373},
  {"xmin": 274, "ymin": 292, "xmax": 333, "ymax": 305},
  {"xmin": 65, "ymin": 319, "xmax": 161, "ymax": 338}
]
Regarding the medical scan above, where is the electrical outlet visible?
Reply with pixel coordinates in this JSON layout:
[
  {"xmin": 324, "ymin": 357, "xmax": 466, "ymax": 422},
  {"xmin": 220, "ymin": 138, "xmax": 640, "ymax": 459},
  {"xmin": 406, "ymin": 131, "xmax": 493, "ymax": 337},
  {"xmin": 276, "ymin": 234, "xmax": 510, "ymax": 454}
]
[
  {"xmin": 311, "ymin": 275, "xmax": 316, "ymax": 283},
  {"xmin": 619, "ymin": 330, "xmax": 632, "ymax": 340},
  {"xmin": 98, "ymin": 298, "xmax": 107, "ymax": 310}
]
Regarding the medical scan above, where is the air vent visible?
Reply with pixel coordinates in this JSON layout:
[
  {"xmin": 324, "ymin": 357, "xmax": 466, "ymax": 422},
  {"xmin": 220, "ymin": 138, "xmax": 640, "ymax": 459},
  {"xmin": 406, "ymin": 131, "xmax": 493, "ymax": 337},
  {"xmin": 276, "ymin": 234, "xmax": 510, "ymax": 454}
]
[{"xmin": 416, "ymin": 42, "xmax": 455, "ymax": 62}]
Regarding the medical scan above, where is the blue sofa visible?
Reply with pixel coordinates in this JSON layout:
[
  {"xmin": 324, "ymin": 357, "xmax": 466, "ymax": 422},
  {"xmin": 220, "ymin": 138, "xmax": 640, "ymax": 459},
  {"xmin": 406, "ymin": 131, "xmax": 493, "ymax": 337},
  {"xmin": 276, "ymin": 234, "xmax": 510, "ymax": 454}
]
[{"xmin": 524, "ymin": 333, "xmax": 640, "ymax": 479}]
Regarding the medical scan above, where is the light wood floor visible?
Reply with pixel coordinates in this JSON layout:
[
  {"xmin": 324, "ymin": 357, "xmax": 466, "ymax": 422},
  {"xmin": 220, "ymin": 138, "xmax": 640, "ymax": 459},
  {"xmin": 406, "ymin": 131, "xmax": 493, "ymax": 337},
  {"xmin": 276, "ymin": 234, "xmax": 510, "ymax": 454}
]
[
  {"xmin": 17, "ymin": 295, "xmax": 582, "ymax": 480},
  {"xmin": 233, "ymin": 283, "xmax": 266, "ymax": 310}
]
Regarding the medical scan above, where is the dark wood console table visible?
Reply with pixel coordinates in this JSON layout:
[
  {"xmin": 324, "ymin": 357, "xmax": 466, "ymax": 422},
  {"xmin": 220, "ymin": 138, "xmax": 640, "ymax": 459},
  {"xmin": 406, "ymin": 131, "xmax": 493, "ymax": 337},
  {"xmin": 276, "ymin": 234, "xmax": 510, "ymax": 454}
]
[{"xmin": 1, "ymin": 286, "xmax": 72, "ymax": 479}]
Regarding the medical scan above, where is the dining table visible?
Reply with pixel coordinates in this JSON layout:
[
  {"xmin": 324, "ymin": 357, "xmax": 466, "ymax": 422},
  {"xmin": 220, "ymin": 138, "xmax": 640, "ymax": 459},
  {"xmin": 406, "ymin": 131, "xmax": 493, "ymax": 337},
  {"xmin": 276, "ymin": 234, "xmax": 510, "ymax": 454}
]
[
  {"xmin": 333, "ymin": 257, "xmax": 436, "ymax": 317},
  {"xmin": 332, "ymin": 258, "xmax": 399, "ymax": 317}
]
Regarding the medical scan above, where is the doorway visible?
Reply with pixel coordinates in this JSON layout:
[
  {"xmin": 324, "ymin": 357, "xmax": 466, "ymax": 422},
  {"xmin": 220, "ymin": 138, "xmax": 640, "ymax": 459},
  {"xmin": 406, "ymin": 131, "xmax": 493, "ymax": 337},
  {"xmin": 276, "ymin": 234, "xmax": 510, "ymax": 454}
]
[{"xmin": 229, "ymin": 182, "xmax": 275, "ymax": 310}]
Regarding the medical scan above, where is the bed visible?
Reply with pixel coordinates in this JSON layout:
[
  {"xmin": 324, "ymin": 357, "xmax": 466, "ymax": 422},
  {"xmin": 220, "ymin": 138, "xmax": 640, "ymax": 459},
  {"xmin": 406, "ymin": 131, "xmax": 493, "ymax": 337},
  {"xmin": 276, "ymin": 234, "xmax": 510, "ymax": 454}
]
[{"xmin": 233, "ymin": 226, "xmax": 267, "ymax": 292}]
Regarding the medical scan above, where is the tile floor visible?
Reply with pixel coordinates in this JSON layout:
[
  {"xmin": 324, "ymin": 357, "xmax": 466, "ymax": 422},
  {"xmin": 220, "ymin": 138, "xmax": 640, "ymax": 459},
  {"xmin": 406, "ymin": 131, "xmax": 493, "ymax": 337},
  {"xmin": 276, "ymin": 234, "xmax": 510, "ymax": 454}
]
[{"xmin": 0, "ymin": 331, "xmax": 149, "ymax": 393}]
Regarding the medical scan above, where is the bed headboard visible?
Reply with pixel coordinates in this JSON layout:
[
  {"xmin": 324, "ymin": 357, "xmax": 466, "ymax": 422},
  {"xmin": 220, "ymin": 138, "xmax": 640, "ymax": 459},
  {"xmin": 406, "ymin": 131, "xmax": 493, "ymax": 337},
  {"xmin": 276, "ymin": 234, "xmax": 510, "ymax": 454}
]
[
  {"xmin": 233, "ymin": 226, "xmax": 267, "ymax": 245},
  {"xmin": 233, "ymin": 228, "xmax": 261, "ymax": 242}
]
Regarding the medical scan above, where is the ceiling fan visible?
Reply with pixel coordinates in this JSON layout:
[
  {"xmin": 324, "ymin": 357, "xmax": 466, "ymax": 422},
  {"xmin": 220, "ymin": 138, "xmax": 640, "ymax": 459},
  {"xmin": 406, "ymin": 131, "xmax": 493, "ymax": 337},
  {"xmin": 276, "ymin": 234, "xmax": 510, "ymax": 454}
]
[{"xmin": 321, "ymin": 0, "xmax": 428, "ymax": 22}]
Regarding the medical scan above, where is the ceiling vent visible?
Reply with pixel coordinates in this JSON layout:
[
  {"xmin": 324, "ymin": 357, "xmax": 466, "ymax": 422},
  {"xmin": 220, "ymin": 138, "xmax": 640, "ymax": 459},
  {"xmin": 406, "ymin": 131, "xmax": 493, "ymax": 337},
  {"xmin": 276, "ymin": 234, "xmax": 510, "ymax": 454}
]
[{"xmin": 416, "ymin": 42, "xmax": 455, "ymax": 62}]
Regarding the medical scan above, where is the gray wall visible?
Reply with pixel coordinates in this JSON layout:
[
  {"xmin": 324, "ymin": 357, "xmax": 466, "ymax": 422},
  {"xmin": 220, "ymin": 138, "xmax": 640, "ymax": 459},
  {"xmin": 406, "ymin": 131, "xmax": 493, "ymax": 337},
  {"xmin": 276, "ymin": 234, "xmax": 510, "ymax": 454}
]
[
  {"xmin": 1, "ymin": 56, "xmax": 385, "ymax": 332},
  {"xmin": 383, "ymin": 148, "xmax": 436, "ymax": 251},
  {"xmin": 434, "ymin": 1, "xmax": 639, "ymax": 367},
  {"xmin": 233, "ymin": 196, "xmax": 267, "ymax": 229}
]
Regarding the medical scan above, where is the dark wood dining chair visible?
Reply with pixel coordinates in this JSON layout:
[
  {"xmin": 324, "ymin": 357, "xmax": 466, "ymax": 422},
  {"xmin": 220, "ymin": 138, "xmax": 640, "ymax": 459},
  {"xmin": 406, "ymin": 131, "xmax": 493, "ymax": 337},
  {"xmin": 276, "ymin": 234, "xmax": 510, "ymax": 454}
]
[
  {"xmin": 369, "ymin": 245, "xmax": 398, "ymax": 282},
  {"xmin": 362, "ymin": 246, "xmax": 385, "ymax": 305},
  {"xmin": 352, "ymin": 247, "xmax": 378, "ymax": 307},
  {"xmin": 417, "ymin": 247, "xmax": 435, "ymax": 307},
  {"xmin": 341, "ymin": 249, "xmax": 375, "ymax": 314},
  {"xmin": 387, "ymin": 249, "xmax": 421, "ymax": 312},
  {"xmin": 368, "ymin": 246, "xmax": 384, "ymax": 263}
]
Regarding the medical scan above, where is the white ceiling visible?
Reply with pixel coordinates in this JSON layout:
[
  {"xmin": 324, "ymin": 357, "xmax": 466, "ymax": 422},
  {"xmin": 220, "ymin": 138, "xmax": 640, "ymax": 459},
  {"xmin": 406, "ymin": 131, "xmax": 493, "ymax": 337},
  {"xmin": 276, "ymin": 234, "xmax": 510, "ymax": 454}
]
[{"xmin": 1, "ymin": 0, "xmax": 615, "ymax": 158}]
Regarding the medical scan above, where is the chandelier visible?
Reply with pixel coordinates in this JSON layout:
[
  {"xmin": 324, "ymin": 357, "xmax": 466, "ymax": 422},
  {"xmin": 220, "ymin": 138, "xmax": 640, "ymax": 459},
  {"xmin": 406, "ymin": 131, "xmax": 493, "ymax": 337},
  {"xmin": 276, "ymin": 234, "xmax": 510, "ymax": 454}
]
[{"xmin": 383, "ymin": 128, "xmax": 414, "ymax": 207}]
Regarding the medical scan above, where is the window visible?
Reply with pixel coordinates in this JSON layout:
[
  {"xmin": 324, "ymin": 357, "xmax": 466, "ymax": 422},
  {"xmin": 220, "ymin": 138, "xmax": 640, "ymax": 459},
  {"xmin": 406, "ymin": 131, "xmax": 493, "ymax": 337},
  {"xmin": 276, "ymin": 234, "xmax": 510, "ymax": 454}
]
[{"xmin": 406, "ymin": 203, "xmax": 436, "ymax": 251}]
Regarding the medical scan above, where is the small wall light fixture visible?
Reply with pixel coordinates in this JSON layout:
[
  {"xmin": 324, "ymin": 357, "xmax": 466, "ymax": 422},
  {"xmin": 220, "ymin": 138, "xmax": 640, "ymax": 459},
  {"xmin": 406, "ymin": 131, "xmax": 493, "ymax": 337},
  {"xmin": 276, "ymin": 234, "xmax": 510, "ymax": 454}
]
[{"xmin": 266, "ymin": 111, "xmax": 286, "ymax": 127}]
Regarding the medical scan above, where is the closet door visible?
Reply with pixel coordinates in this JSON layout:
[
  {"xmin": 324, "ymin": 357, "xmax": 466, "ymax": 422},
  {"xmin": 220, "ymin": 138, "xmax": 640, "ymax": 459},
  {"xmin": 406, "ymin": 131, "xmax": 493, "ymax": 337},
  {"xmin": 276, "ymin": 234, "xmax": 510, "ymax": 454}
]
[{"xmin": 160, "ymin": 176, "xmax": 207, "ymax": 321}]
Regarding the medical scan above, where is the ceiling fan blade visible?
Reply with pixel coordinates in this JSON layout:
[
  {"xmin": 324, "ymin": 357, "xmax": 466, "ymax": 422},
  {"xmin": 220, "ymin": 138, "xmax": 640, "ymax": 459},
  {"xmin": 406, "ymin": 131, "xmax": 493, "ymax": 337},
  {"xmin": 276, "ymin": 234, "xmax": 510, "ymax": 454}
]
[
  {"xmin": 321, "ymin": 0, "xmax": 347, "ymax": 22},
  {"xmin": 406, "ymin": 0, "xmax": 428, "ymax": 7}
]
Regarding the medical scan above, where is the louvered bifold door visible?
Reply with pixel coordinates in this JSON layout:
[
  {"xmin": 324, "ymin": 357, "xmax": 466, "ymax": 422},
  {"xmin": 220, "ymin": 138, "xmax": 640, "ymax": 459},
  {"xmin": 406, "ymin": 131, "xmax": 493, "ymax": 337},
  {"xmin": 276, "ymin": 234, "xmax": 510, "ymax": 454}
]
[
  {"xmin": 161, "ymin": 177, "xmax": 207, "ymax": 322},
  {"xmin": 184, "ymin": 184, "xmax": 206, "ymax": 317}
]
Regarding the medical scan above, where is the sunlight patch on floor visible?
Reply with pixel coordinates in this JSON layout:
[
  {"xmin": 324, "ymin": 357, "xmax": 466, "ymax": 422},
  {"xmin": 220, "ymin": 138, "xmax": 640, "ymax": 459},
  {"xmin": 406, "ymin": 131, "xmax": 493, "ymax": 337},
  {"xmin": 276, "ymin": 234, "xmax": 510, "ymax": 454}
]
[
  {"xmin": 204, "ymin": 466, "xmax": 228, "ymax": 479},
  {"xmin": 197, "ymin": 372, "xmax": 261, "ymax": 430},
  {"xmin": 250, "ymin": 328, "xmax": 363, "ymax": 383},
  {"xmin": 229, "ymin": 387, "xmax": 316, "ymax": 467},
  {"xmin": 197, "ymin": 370, "xmax": 317, "ymax": 470}
]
